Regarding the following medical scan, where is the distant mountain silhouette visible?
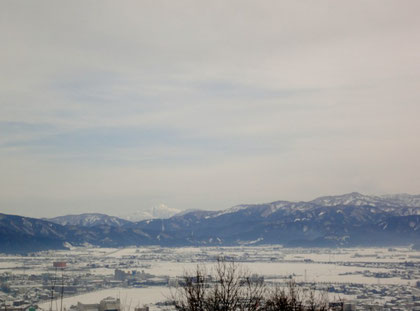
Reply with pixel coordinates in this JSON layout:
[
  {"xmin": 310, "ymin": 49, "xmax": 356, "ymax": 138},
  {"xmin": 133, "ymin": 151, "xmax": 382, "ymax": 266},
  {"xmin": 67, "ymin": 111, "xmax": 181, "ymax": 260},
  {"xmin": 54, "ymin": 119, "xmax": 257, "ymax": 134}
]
[{"xmin": 1, "ymin": 192, "xmax": 420, "ymax": 253}]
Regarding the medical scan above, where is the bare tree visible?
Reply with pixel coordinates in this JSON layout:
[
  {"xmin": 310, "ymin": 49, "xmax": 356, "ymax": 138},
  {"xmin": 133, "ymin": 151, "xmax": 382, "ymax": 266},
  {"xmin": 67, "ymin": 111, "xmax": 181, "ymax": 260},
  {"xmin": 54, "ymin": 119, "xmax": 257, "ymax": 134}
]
[
  {"xmin": 265, "ymin": 281, "xmax": 330, "ymax": 311},
  {"xmin": 305, "ymin": 287, "xmax": 328, "ymax": 311},
  {"xmin": 172, "ymin": 264, "xmax": 209, "ymax": 311},
  {"xmin": 172, "ymin": 258, "xmax": 265, "ymax": 311},
  {"xmin": 265, "ymin": 281, "xmax": 303, "ymax": 311},
  {"xmin": 171, "ymin": 259, "xmax": 330, "ymax": 311}
]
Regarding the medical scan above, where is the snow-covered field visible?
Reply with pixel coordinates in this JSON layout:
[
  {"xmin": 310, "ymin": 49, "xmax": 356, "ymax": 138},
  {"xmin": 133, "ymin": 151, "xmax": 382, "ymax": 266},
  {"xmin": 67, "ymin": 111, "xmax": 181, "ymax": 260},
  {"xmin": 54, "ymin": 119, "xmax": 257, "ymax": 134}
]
[
  {"xmin": 38, "ymin": 287, "xmax": 171, "ymax": 311},
  {"xmin": 2, "ymin": 246, "xmax": 420, "ymax": 310},
  {"xmin": 38, "ymin": 286, "xmax": 350, "ymax": 311}
]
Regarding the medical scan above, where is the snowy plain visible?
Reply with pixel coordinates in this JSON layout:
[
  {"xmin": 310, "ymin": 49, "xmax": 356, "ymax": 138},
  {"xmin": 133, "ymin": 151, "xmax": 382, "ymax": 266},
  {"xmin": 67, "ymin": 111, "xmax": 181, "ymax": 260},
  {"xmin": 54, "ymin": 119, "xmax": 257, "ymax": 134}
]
[{"xmin": 2, "ymin": 246, "xmax": 419, "ymax": 310}]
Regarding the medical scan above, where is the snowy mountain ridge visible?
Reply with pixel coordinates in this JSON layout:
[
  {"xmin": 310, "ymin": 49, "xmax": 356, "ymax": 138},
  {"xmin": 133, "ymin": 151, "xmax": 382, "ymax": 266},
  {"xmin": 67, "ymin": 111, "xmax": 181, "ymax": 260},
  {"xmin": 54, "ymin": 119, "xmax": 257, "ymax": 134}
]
[
  {"xmin": 120, "ymin": 204, "xmax": 181, "ymax": 222},
  {"xmin": 208, "ymin": 193, "xmax": 420, "ymax": 219},
  {"xmin": 310, "ymin": 192, "xmax": 420, "ymax": 208},
  {"xmin": 3, "ymin": 192, "xmax": 420, "ymax": 253},
  {"xmin": 46, "ymin": 213, "xmax": 131, "ymax": 227}
]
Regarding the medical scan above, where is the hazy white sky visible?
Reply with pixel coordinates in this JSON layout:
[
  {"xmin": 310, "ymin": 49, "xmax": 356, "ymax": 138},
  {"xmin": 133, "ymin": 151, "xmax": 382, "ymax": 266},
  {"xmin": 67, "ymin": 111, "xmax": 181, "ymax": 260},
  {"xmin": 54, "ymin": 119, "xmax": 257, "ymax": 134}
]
[{"xmin": 1, "ymin": 1, "xmax": 419, "ymax": 218}]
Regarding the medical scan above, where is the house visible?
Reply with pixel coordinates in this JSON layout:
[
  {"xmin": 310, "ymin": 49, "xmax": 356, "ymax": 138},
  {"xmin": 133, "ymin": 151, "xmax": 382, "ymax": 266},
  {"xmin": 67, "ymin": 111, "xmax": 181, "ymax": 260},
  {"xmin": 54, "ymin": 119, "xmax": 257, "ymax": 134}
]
[{"xmin": 75, "ymin": 297, "xmax": 120, "ymax": 311}]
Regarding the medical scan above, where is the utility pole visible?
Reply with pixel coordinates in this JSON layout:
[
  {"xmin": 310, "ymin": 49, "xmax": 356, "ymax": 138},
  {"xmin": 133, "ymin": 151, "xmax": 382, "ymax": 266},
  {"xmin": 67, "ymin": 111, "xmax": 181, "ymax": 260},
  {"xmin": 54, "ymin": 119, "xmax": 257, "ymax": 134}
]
[
  {"xmin": 50, "ymin": 266, "xmax": 57, "ymax": 311},
  {"xmin": 52, "ymin": 262, "xmax": 67, "ymax": 311},
  {"xmin": 61, "ymin": 269, "xmax": 64, "ymax": 311}
]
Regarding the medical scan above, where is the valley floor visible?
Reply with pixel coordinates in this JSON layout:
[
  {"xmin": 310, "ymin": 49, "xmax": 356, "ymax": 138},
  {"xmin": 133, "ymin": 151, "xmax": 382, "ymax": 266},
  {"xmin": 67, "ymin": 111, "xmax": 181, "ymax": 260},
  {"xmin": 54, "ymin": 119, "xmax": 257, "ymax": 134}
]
[{"xmin": 1, "ymin": 246, "xmax": 420, "ymax": 310}]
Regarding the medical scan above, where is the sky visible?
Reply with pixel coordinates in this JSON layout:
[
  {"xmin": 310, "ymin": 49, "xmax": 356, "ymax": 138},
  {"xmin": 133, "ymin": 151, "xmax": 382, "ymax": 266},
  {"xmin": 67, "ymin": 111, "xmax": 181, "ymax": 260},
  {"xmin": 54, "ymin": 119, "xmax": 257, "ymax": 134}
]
[{"xmin": 1, "ymin": 1, "xmax": 419, "ymax": 218}]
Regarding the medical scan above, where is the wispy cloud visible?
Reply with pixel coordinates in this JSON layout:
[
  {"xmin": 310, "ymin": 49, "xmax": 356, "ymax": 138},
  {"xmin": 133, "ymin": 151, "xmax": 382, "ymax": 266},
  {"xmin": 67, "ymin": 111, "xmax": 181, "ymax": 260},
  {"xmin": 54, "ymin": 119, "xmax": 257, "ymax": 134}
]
[{"xmin": 0, "ymin": 1, "xmax": 419, "ymax": 217}]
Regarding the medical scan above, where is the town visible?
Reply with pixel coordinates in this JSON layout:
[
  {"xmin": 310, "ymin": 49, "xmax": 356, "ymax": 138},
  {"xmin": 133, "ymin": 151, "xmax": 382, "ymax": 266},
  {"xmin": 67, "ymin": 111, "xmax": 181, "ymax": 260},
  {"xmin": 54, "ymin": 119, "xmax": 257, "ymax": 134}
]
[{"xmin": 1, "ymin": 246, "xmax": 420, "ymax": 311}]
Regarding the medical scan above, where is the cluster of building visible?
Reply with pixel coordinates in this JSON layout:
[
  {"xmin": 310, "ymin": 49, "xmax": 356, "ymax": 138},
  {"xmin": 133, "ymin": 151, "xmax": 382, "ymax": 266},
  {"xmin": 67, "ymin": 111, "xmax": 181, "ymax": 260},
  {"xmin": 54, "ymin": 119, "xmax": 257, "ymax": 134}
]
[
  {"xmin": 337, "ymin": 261, "xmax": 420, "ymax": 282},
  {"xmin": 1, "ymin": 246, "xmax": 420, "ymax": 311},
  {"xmin": 0, "ymin": 264, "xmax": 162, "ymax": 311},
  {"xmin": 322, "ymin": 282, "xmax": 420, "ymax": 311},
  {"xmin": 70, "ymin": 297, "xmax": 149, "ymax": 311}
]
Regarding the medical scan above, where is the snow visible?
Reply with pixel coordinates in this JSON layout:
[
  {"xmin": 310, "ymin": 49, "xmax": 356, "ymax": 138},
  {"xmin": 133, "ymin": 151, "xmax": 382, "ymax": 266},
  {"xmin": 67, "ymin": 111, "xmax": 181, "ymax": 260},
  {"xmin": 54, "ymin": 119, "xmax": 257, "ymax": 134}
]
[
  {"xmin": 120, "ymin": 204, "xmax": 180, "ymax": 222},
  {"xmin": 38, "ymin": 287, "xmax": 171, "ymax": 311},
  {"xmin": 212, "ymin": 205, "xmax": 249, "ymax": 217},
  {"xmin": 3, "ymin": 245, "xmax": 420, "ymax": 309}
]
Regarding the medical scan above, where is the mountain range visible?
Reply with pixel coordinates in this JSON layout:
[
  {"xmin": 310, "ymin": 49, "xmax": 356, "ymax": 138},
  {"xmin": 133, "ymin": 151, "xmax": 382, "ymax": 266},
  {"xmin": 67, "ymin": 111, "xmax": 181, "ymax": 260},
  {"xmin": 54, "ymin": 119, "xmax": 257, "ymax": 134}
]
[{"xmin": 1, "ymin": 192, "xmax": 420, "ymax": 254}]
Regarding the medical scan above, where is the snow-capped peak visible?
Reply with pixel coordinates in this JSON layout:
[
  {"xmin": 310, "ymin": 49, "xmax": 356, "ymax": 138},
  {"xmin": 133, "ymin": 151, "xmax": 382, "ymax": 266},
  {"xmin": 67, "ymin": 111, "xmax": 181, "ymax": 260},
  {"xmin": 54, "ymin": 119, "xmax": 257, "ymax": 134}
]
[{"xmin": 120, "ymin": 204, "xmax": 181, "ymax": 222}]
